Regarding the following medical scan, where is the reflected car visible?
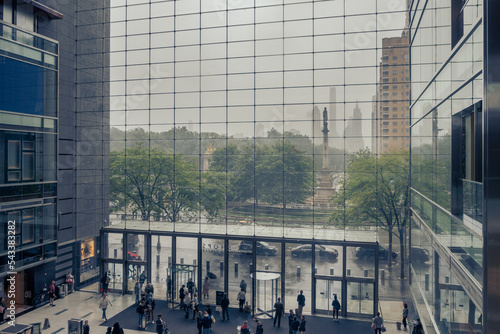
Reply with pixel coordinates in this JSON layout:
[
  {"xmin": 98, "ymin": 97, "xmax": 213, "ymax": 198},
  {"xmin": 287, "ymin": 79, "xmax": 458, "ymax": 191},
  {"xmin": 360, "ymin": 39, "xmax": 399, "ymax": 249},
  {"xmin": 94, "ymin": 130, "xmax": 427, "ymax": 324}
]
[
  {"xmin": 411, "ymin": 247, "xmax": 431, "ymax": 264},
  {"xmin": 239, "ymin": 240, "xmax": 277, "ymax": 256},
  {"xmin": 353, "ymin": 245, "xmax": 397, "ymax": 261},
  {"xmin": 127, "ymin": 251, "xmax": 141, "ymax": 261},
  {"xmin": 291, "ymin": 245, "xmax": 339, "ymax": 259}
]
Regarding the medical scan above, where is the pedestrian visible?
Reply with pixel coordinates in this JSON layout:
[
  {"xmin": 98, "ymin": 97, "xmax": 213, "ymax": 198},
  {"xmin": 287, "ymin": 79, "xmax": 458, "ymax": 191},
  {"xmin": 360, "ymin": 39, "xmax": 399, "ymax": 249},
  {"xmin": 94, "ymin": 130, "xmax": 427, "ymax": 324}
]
[
  {"xmin": 196, "ymin": 311, "xmax": 203, "ymax": 334},
  {"xmin": 402, "ymin": 303, "xmax": 409, "ymax": 330},
  {"xmin": 146, "ymin": 281, "xmax": 155, "ymax": 295},
  {"xmin": 187, "ymin": 278, "xmax": 196, "ymax": 298},
  {"xmin": 372, "ymin": 312, "xmax": 384, "ymax": 334},
  {"xmin": 192, "ymin": 293, "xmax": 199, "ymax": 319},
  {"xmin": 136, "ymin": 301, "xmax": 145, "ymax": 327},
  {"xmin": 205, "ymin": 304, "xmax": 212, "ymax": 316},
  {"xmin": 288, "ymin": 309, "xmax": 295, "ymax": 334},
  {"xmin": 139, "ymin": 271, "xmax": 146, "ymax": 291},
  {"xmin": 412, "ymin": 318, "xmax": 423, "ymax": 334},
  {"xmin": 255, "ymin": 319, "xmax": 264, "ymax": 334},
  {"xmin": 134, "ymin": 282, "xmax": 141, "ymax": 305},
  {"xmin": 331, "ymin": 294, "xmax": 340, "ymax": 321},
  {"xmin": 156, "ymin": 314, "xmax": 165, "ymax": 334},
  {"xmin": 148, "ymin": 299, "xmax": 156, "ymax": 323},
  {"xmin": 83, "ymin": 320, "xmax": 90, "ymax": 334},
  {"xmin": 99, "ymin": 293, "xmax": 112, "ymax": 321},
  {"xmin": 291, "ymin": 316, "xmax": 300, "ymax": 334},
  {"xmin": 66, "ymin": 273, "xmax": 75, "ymax": 293},
  {"xmin": 221, "ymin": 293, "xmax": 230, "ymax": 321},
  {"xmin": 274, "ymin": 297, "xmax": 284, "ymax": 327},
  {"xmin": 166, "ymin": 275, "xmax": 172, "ymax": 300},
  {"xmin": 101, "ymin": 273, "xmax": 110, "ymax": 295},
  {"xmin": 184, "ymin": 294, "xmax": 192, "ymax": 319},
  {"xmin": 201, "ymin": 311, "xmax": 212, "ymax": 334},
  {"xmin": 106, "ymin": 327, "xmax": 112, "ymax": 334},
  {"xmin": 0, "ymin": 297, "xmax": 7, "ymax": 323},
  {"xmin": 111, "ymin": 322, "xmax": 124, "ymax": 334},
  {"xmin": 49, "ymin": 281, "xmax": 56, "ymax": 306},
  {"xmin": 297, "ymin": 290, "xmax": 305, "ymax": 316},
  {"xmin": 299, "ymin": 315, "xmax": 306, "ymax": 334},
  {"xmin": 202, "ymin": 277, "xmax": 210, "ymax": 298},
  {"xmin": 241, "ymin": 320, "xmax": 250, "ymax": 334},
  {"xmin": 179, "ymin": 285, "xmax": 186, "ymax": 307},
  {"xmin": 237, "ymin": 288, "xmax": 246, "ymax": 312},
  {"xmin": 240, "ymin": 279, "xmax": 247, "ymax": 293}
]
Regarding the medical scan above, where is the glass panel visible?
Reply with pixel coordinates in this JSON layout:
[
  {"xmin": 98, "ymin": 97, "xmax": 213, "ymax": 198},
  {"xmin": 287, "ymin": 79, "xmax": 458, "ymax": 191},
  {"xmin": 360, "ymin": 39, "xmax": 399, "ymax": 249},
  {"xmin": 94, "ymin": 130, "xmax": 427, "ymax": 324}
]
[
  {"xmin": 105, "ymin": 262, "xmax": 124, "ymax": 292},
  {"xmin": 315, "ymin": 279, "xmax": 342, "ymax": 317},
  {"xmin": 8, "ymin": 140, "xmax": 21, "ymax": 169},
  {"xmin": 175, "ymin": 237, "xmax": 199, "ymax": 306},
  {"xmin": 127, "ymin": 233, "xmax": 146, "ymax": 262},
  {"xmin": 314, "ymin": 244, "xmax": 342, "ymax": 276},
  {"xmin": 346, "ymin": 282, "xmax": 374, "ymax": 316},
  {"xmin": 346, "ymin": 246, "xmax": 376, "ymax": 279},
  {"xmin": 104, "ymin": 233, "xmax": 124, "ymax": 259},
  {"xmin": 22, "ymin": 152, "xmax": 35, "ymax": 180},
  {"xmin": 201, "ymin": 238, "xmax": 225, "ymax": 304},
  {"xmin": 228, "ymin": 239, "xmax": 253, "ymax": 312},
  {"xmin": 285, "ymin": 242, "xmax": 311, "ymax": 314}
]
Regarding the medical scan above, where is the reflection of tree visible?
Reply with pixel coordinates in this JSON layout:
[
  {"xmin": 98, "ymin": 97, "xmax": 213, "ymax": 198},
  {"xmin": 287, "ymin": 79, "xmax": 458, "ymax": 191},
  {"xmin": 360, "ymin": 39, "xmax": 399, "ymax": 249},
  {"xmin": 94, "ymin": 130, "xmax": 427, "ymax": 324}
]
[{"xmin": 331, "ymin": 149, "xmax": 409, "ymax": 277}]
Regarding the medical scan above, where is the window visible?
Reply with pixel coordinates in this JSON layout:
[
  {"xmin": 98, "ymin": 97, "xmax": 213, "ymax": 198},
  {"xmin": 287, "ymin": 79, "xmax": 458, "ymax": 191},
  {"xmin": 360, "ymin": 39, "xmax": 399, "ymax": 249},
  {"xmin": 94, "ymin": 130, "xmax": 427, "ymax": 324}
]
[
  {"xmin": 451, "ymin": 0, "xmax": 465, "ymax": 48},
  {"xmin": 393, "ymin": 107, "xmax": 398, "ymax": 111},
  {"xmin": 6, "ymin": 134, "xmax": 35, "ymax": 182},
  {"xmin": 392, "ymin": 56, "xmax": 397, "ymax": 60}
]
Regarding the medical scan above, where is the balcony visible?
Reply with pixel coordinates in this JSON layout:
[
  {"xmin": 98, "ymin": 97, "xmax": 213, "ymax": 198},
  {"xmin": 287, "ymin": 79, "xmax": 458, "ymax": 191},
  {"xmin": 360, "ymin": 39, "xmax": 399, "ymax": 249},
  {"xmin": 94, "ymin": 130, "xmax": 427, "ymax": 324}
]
[{"xmin": 0, "ymin": 20, "xmax": 58, "ymax": 68}]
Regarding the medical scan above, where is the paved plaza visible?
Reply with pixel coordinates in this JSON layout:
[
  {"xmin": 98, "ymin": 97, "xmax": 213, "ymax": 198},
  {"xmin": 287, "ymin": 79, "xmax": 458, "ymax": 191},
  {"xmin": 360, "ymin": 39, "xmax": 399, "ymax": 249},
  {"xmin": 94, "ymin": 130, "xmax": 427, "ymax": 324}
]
[{"xmin": 0, "ymin": 284, "xmax": 414, "ymax": 334}]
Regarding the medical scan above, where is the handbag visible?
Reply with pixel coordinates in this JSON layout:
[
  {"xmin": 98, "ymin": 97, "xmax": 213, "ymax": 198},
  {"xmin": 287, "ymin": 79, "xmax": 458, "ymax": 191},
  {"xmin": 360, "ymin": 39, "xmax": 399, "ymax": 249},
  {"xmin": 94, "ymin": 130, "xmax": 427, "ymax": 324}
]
[{"xmin": 381, "ymin": 326, "xmax": 387, "ymax": 332}]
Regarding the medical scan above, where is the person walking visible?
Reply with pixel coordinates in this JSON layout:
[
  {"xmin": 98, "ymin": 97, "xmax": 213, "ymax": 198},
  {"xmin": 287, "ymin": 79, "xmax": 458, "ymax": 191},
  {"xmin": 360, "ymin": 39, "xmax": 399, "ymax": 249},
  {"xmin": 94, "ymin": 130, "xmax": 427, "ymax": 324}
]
[
  {"xmin": 179, "ymin": 285, "xmax": 186, "ymax": 307},
  {"xmin": 299, "ymin": 315, "xmax": 306, "ymax": 334},
  {"xmin": 0, "ymin": 297, "xmax": 7, "ymax": 323},
  {"xmin": 297, "ymin": 290, "xmax": 305, "ymax": 316},
  {"xmin": 201, "ymin": 311, "xmax": 212, "ymax": 334},
  {"xmin": 372, "ymin": 312, "xmax": 384, "ymax": 334},
  {"xmin": 187, "ymin": 278, "xmax": 196, "ymax": 298},
  {"xmin": 240, "ymin": 279, "xmax": 247, "ymax": 293},
  {"xmin": 288, "ymin": 309, "xmax": 295, "ymax": 334},
  {"xmin": 99, "ymin": 293, "xmax": 112, "ymax": 321},
  {"xmin": 184, "ymin": 294, "xmax": 192, "ymax": 319},
  {"xmin": 255, "ymin": 319, "xmax": 264, "ymax": 334},
  {"xmin": 192, "ymin": 293, "xmax": 199, "ymax": 319},
  {"xmin": 101, "ymin": 274, "xmax": 110, "ymax": 295},
  {"xmin": 412, "ymin": 318, "xmax": 423, "ymax": 334},
  {"xmin": 139, "ymin": 271, "xmax": 147, "ymax": 291},
  {"xmin": 402, "ymin": 303, "xmax": 409, "ymax": 330},
  {"xmin": 155, "ymin": 314, "xmax": 165, "ymax": 334},
  {"xmin": 331, "ymin": 294, "xmax": 341, "ymax": 321},
  {"xmin": 111, "ymin": 322, "xmax": 124, "ymax": 334},
  {"xmin": 274, "ymin": 297, "xmax": 284, "ymax": 327},
  {"xmin": 202, "ymin": 277, "xmax": 210, "ymax": 299},
  {"xmin": 49, "ymin": 281, "xmax": 56, "ymax": 306},
  {"xmin": 221, "ymin": 293, "xmax": 230, "ymax": 321},
  {"xmin": 83, "ymin": 320, "xmax": 90, "ymax": 334},
  {"xmin": 237, "ymin": 288, "xmax": 246, "ymax": 312},
  {"xmin": 196, "ymin": 311, "xmax": 203, "ymax": 334},
  {"xmin": 136, "ymin": 301, "xmax": 146, "ymax": 328},
  {"xmin": 134, "ymin": 282, "xmax": 141, "ymax": 305},
  {"xmin": 291, "ymin": 316, "xmax": 300, "ymax": 334},
  {"xmin": 241, "ymin": 320, "xmax": 250, "ymax": 334}
]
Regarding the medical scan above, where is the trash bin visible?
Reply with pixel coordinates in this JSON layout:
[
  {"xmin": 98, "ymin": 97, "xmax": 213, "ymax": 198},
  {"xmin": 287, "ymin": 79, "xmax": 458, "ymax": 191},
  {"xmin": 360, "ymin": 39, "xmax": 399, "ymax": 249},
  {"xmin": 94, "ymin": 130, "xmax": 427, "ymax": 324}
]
[
  {"xmin": 59, "ymin": 284, "xmax": 67, "ymax": 299},
  {"xmin": 396, "ymin": 322, "xmax": 401, "ymax": 330}
]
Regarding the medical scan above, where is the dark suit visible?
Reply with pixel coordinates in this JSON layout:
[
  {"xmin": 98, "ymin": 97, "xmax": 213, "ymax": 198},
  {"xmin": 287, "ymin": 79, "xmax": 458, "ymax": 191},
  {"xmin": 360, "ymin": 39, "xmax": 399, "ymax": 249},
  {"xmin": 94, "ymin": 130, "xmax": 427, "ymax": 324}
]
[{"xmin": 274, "ymin": 301, "xmax": 284, "ymax": 327}]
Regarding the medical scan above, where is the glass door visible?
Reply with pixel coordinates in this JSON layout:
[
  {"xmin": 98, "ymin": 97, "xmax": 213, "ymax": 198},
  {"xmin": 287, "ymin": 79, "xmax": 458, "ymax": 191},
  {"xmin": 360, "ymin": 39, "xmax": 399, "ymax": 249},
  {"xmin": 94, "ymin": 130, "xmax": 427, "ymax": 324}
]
[
  {"xmin": 315, "ymin": 278, "xmax": 342, "ymax": 315},
  {"xmin": 346, "ymin": 281, "xmax": 374, "ymax": 317}
]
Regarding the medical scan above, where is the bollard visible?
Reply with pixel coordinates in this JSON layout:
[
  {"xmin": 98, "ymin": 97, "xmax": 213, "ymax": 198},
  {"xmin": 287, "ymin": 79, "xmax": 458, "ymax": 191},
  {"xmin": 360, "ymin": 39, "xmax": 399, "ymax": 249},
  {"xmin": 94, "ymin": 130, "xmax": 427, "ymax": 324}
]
[
  {"xmin": 445, "ymin": 275, "xmax": 450, "ymax": 284},
  {"xmin": 381, "ymin": 269, "xmax": 385, "ymax": 285},
  {"xmin": 114, "ymin": 249, "xmax": 117, "ymax": 259},
  {"xmin": 168, "ymin": 256, "xmax": 172, "ymax": 266},
  {"xmin": 425, "ymin": 273, "xmax": 430, "ymax": 291},
  {"xmin": 193, "ymin": 259, "xmax": 197, "ymax": 266},
  {"xmin": 315, "ymin": 267, "xmax": 317, "ymax": 274},
  {"xmin": 249, "ymin": 263, "xmax": 253, "ymax": 273},
  {"xmin": 347, "ymin": 269, "xmax": 351, "ymax": 276},
  {"xmin": 265, "ymin": 264, "xmax": 269, "ymax": 270},
  {"xmin": 330, "ymin": 268, "xmax": 334, "ymax": 276},
  {"xmin": 235, "ymin": 262, "xmax": 239, "ymax": 273},
  {"xmin": 180, "ymin": 257, "xmax": 184, "ymax": 264},
  {"xmin": 364, "ymin": 270, "xmax": 369, "ymax": 277},
  {"xmin": 206, "ymin": 260, "xmax": 210, "ymax": 273},
  {"xmin": 157, "ymin": 255, "xmax": 160, "ymax": 268},
  {"xmin": 220, "ymin": 262, "xmax": 224, "ymax": 272},
  {"xmin": 297, "ymin": 266, "xmax": 301, "ymax": 276}
]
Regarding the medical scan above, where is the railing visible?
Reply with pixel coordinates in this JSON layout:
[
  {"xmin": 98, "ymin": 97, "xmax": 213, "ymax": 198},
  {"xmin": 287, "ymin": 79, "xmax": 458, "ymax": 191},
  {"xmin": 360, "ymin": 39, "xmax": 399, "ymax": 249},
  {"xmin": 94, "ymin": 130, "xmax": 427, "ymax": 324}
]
[
  {"xmin": 462, "ymin": 179, "xmax": 482, "ymax": 224},
  {"xmin": 0, "ymin": 20, "xmax": 58, "ymax": 54}
]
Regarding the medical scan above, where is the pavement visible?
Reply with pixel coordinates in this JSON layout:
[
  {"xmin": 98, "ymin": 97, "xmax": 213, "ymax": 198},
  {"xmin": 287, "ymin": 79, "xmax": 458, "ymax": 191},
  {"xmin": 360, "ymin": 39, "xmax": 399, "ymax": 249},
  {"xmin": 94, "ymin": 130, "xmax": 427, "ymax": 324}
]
[{"xmin": 0, "ymin": 284, "xmax": 414, "ymax": 334}]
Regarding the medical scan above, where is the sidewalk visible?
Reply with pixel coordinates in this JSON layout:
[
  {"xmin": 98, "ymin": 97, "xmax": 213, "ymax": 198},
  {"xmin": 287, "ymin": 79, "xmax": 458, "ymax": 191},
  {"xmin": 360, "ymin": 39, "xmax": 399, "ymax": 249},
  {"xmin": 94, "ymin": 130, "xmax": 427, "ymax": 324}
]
[{"xmin": 0, "ymin": 290, "xmax": 408, "ymax": 334}]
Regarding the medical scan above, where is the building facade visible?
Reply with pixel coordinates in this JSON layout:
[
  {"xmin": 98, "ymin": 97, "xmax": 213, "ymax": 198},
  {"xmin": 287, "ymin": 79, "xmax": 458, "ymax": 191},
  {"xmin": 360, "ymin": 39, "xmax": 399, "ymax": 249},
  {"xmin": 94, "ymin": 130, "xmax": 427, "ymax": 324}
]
[
  {"xmin": 409, "ymin": 0, "xmax": 499, "ymax": 333},
  {"xmin": 0, "ymin": 0, "xmax": 109, "ymax": 309}
]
